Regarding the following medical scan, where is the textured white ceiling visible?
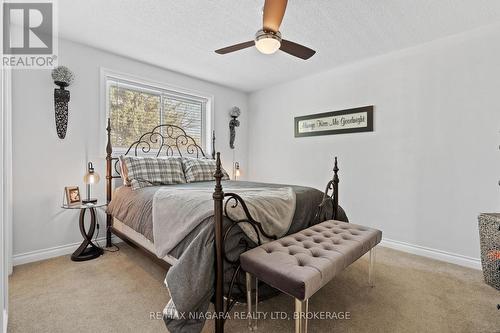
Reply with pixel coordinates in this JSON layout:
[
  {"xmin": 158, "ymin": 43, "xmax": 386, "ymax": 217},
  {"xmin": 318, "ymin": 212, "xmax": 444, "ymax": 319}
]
[{"xmin": 58, "ymin": 0, "xmax": 500, "ymax": 92}]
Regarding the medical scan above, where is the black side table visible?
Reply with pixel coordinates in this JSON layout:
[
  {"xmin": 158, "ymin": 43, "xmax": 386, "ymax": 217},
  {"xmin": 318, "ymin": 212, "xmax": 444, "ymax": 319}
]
[{"xmin": 62, "ymin": 203, "xmax": 106, "ymax": 261}]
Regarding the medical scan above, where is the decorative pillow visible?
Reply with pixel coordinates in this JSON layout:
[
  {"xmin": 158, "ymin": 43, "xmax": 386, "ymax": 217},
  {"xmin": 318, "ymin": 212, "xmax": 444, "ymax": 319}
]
[
  {"xmin": 182, "ymin": 157, "xmax": 230, "ymax": 183},
  {"xmin": 119, "ymin": 157, "xmax": 131, "ymax": 186},
  {"xmin": 120, "ymin": 156, "xmax": 186, "ymax": 190}
]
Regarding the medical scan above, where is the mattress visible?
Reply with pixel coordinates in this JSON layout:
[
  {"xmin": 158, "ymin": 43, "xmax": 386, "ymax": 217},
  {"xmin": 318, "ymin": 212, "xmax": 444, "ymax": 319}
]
[{"xmin": 112, "ymin": 218, "xmax": 178, "ymax": 265}]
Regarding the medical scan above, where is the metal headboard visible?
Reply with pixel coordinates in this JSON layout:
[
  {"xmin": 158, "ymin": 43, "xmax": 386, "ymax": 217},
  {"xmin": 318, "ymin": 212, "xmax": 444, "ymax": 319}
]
[
  {"xmin": 106, "ymin": 118, "xmax": 215, "ymax": 179},
  {"xmin": 104, "ymin": 117, "xmax": 215, "ymax": 246}
]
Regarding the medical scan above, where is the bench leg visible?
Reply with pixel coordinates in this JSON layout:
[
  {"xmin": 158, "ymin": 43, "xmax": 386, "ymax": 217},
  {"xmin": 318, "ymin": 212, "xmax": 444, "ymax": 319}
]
[
  {"xmin": 295, "ymin": 298, "xmax": 309, "ymax": 333},
  {"xmin": 245, "ymin": 272, "xmax": 258, "ymax": 331},
  {"xmin": 368, "ymin": 247, "xmax": 376, "ymax": 287},
  {"xmin": 246, "ymin": 272, "xmax": 252, "ymax": 331}
]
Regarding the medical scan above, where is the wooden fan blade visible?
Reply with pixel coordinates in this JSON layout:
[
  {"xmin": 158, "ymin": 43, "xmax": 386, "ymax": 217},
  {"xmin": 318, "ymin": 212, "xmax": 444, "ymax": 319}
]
[
  {"xmin": 263, "ymin": 0, "xmax": 288, "ymax": 32},
  {"xmin": 280, "ymin": 39, "xmax": 316, "ymax": 60},
  {"xmin": 215, "ymin": 41, "xmax": 255, "ymax": 54}
]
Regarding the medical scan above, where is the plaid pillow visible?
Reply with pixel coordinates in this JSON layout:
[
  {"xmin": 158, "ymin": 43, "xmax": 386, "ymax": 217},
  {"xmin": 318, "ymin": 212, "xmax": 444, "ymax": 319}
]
[
  {"xmin": 120, "ymin": 156, "xmax": 186, "ymax": 190},
  {"xmin": 182, "ymin": 157, "xmax": 230, "ymax": 183}
]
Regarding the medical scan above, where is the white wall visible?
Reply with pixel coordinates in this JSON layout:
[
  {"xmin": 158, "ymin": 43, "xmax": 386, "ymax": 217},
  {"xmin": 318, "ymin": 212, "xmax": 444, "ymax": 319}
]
[
  {"xmin": 2, "ymin": 66, "xmax": 12, "ymax": 332},
  {"xmin": 12, "ymin": 39, "xmax": 248, "ymax": 258},
  {"xmin": 248, "ymin": 24, "xmax": 500, "ymax": 261},
  {"xmin": 1, "ymin": 2, "xmax": 10, "ymax": 326},
  {"xmin": 1, "ymin": 67, "xmax": 8, "ymax": 333},
  {"xmin": 11, "ymin": 24, "xmax": 500, "ymax": 266}
]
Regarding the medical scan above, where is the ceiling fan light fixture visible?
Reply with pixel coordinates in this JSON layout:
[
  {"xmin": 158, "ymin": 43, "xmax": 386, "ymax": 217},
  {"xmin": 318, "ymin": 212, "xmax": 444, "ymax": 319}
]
[
  {"xmin": 255, "ymin": 29, "xmax": 282, "ymax": 54},
  {"xmin": 214, "ymin": 1, "xmax": 316, "ymax": 60}
]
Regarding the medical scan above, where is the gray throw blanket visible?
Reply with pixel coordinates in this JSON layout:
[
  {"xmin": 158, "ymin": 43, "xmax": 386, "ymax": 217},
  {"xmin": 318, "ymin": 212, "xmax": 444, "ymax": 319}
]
[
  {"xmin": 142, "ymin": 181, "xmax": 347, "ymax": 333},
  {"xmin": 152, "ymin": 186, "xmax": 296, "ymax": 332},
  {"xmin": 152, "ymin": 187, "xmax": 296, "ymax": 259}
]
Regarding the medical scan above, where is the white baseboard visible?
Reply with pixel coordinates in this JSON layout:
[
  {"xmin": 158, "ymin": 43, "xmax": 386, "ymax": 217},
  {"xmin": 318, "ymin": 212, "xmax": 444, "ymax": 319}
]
[
  {"xmin": 12, "ymin": 236, "xmax": 117, "ymax": 266},
  {"xmin": 13, "ymin": 235, "xmax": 482, "ymax": 270},
  {"xmin": 2, "ymin": 309, "xmax": 7, "ymax": 333},
  {"xmin": 381, "ymin": 238, "xmax": 481, "ymax": 270}
]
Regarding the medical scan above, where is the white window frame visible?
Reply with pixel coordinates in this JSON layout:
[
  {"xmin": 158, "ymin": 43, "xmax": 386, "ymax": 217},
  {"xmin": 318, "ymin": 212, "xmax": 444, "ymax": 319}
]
[{"xmin": 100, "ymin": 68, "xmax": 214, "ymax": 156}]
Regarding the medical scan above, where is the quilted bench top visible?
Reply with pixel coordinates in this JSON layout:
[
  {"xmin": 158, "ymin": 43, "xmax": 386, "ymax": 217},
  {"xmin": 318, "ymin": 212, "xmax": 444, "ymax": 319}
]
[{"xmin": 240, "ymin": 220, "xmax": 382, "ymax": 300}]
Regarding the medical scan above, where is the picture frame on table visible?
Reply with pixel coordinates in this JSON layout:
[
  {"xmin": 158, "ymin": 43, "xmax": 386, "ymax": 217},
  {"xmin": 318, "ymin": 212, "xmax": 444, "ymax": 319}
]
[{"xmin": 64, "ymin": 186, "xmax": 81, "ymax": 207}]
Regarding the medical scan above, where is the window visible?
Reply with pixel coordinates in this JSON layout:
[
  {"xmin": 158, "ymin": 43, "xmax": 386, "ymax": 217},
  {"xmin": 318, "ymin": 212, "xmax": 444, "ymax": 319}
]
[{"xmin": 106, "ymin": 74, "xmax": 209, "ymax": 153}]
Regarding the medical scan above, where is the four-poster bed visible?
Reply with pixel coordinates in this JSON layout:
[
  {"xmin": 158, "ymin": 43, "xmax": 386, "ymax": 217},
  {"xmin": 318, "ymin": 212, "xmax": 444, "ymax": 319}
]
[{"xmin": 104, "ymin": 118, "xmax": 343, "ymax": 333}]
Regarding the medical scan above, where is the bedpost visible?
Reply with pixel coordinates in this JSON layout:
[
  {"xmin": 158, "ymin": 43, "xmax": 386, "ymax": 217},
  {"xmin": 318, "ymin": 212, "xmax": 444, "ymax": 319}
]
[
  {"xmin": 333, "ymin": 157, "xmax": 339, "ymax": 220},
  {"xmin": 212, "ymin": 130, "xmax": 216, "ymax": 159},
  {"xmin": 106, "ymin": 118, "xmax": 113, "ymax": 247},
  {"xmin": 213, "ymin": 152, "xmax": 225, "ymax": 333}
]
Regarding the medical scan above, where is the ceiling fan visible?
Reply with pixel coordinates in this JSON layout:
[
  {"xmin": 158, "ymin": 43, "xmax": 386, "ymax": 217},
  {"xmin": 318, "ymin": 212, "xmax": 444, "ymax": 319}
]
[{"xmin": 215, "ymin": 0, "xmax": 316, "ymax": 60}]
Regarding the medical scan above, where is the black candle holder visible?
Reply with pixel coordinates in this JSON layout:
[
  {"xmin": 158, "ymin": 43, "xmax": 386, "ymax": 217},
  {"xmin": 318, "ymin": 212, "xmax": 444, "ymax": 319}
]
[
  {"xmin": 54, "ymin": 81, "xmax": 70, "ymax": 139},
  {"xmin": 51, "ymin": 66, "xmax": 74, "ymax": 139},
  {"xmin": 229, "ymin": 106, "xmax": 241, "ymax": 149}
]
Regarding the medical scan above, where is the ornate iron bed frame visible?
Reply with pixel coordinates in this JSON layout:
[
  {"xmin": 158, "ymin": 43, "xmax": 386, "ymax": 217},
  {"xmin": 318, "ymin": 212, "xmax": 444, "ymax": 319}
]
[{"xmin": 105, "ymin": 118, "xmax": 340, "ymax": 333}]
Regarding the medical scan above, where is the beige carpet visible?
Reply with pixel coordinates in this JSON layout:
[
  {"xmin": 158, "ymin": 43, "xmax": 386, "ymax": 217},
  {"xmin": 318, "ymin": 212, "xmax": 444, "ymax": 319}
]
[{"xmin": 8, "ymin": 244, "xmax": 500, "ymax": 333}]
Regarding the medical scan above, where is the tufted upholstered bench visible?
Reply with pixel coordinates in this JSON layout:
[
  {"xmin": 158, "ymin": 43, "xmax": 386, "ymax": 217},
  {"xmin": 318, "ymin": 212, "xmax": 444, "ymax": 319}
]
[{"xmin": 240, "ymin": 219, "xmax": 382, "ymax": 333}]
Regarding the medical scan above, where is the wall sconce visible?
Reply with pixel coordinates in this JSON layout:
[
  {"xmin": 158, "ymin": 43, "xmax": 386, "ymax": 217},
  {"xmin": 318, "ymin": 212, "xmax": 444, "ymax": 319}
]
[
  {"xmin": 229, "ymin": 106, "xmax": 241, "ymax": 149},
  {"xmin": 233, "ymin": 162, "xmax": 240, "ymax": 180},
  {"xmin": 51, "ymin": 66, "xmax": 74, "ymax": 139}
]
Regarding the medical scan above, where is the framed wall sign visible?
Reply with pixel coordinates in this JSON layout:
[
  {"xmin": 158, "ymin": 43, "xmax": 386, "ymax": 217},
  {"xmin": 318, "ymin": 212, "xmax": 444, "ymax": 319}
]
[{"xmin": 294, "ymin": 106, "xmax": 374, "ymax": 137}]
